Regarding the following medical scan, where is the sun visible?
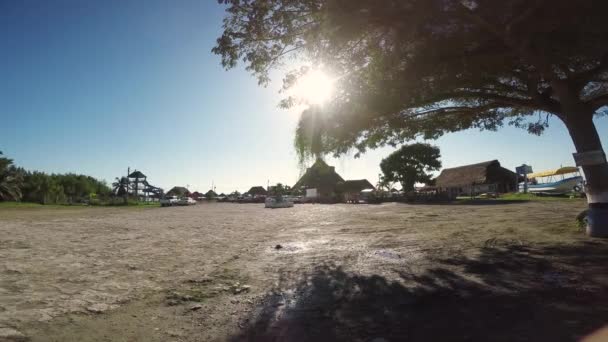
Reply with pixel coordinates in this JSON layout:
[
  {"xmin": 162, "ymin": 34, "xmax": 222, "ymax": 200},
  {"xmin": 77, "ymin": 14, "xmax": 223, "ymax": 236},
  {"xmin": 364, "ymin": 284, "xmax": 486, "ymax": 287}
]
[{"xmin": 292, "ymin": 70, "xmax": 335, "ymax": 105}]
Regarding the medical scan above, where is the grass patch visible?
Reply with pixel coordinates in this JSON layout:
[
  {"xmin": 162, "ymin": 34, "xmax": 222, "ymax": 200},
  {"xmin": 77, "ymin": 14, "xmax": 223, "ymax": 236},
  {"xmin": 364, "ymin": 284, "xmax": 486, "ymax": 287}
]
[
  {"xmin": 0, "ymin": 201, "xmax": 160, "ymax": 210},
  {"xmin": 498, "ymin": 193, "xmax": 583, "ymax": 201},
  {"xmin": 105, "ymin": 201, "xmax": 161, "ymax": 208},
  {"xmin": 450, "ymin": 193, "xmax": 585, "ymax": 205},
  {"xmin": 0, "ymin": 202, "xmax": 74, "ymax": 209}
]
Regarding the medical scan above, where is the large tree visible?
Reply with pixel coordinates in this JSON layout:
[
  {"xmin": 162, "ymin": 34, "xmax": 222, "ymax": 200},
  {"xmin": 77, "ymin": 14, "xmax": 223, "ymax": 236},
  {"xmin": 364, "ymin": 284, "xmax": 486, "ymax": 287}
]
[
  {"xmin": 214, "ymin": 0, "xmax": 608, "ymax": 236},
  {"xmin": 380, "ymin": 143, "xmax": 441, "ymax": 192},
  {"xmin": 0, "ymin": 151, "xmax": 23, "ymax": 201}
]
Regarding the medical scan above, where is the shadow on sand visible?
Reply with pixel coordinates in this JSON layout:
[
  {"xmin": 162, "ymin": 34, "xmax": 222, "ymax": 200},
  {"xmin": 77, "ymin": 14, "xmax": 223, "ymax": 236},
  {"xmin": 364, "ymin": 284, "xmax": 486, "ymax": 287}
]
[{"xmin": 231, "ymin": 242, "xmax": 608, "ymax": 342}]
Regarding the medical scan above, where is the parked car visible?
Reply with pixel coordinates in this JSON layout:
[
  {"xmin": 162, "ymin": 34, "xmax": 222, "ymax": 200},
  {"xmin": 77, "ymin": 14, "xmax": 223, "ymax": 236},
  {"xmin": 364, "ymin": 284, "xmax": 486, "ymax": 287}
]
[
  {"xmin": 160, "ymin": 196, "xmax": 179, "ymax": 207},
  {"xmin": 178, "ymin": 197, "xmax": 197, "ymax": 206}
]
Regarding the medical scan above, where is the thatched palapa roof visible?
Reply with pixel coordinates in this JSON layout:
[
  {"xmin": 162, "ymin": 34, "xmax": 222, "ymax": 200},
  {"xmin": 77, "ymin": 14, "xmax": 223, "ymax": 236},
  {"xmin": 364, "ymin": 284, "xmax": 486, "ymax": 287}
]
[
  {"xmin": 247, "ymin": 186, "xmax": 267, "ymax": 196},
  {"xmin": 435, "ymin": 160, "xmax": 516, "ymax": 188},
  {"xmin": 293, "ymin": 159, "xmax": 344, "ymax": 190},
  {"xmin": 128, "ymin": 170, "xmax": 146, "ymax": 179},
  {"xmin": 337, "ymin": 179, "xmax": 375, "ymax": 193},
  {"xmin": 167, "ymin": 186, "xmax": 190, "ymax": 197}
]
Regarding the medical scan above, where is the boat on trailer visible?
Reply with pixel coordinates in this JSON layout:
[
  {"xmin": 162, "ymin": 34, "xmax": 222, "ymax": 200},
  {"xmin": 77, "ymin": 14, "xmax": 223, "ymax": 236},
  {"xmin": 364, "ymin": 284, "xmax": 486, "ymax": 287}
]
[{"xmin": 519, "ymin": 166, "xmax": 583, "ymax": 194}]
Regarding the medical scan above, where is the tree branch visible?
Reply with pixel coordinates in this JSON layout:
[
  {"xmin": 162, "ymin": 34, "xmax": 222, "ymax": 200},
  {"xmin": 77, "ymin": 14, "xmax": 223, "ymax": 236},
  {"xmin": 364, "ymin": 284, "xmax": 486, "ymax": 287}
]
[
  {"xmin": 407, "ymin": 104, "xmax": 500, "ymax": 118},
  {"xmin": 456, "ymin": 2, "xmax": 559, "ymax": 82},
  {"xmin": 571, "ymin": 53, "xmax": 608, "ymax": 87},
  {"xmin": 448, "ymin": 90, "xmax": 536, "ymax": 108},
  {"xmin": 587, "ymin": 94, "xmax": 608, "ymax": 112},
  {"xmin": 505, "ymin": 0, "xmax": 546, "ymax": 34}
]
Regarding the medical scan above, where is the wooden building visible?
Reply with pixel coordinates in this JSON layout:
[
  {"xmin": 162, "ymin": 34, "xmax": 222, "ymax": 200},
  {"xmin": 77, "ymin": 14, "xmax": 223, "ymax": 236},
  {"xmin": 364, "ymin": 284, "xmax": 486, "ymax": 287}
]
[
  {"xmin": 293, "ymin": 159, "xmax": 375, "ymax": 203},
  {"xmin": 337, "ymin": 179, "xmax": 375, "ymax": 203},
  {"xmin": 293, "ymin": 159, "xmax": 345, "ymax": 202},
  {"xmin": 435, "ymin": 160, "xmax": 517, "ymax": 198}
]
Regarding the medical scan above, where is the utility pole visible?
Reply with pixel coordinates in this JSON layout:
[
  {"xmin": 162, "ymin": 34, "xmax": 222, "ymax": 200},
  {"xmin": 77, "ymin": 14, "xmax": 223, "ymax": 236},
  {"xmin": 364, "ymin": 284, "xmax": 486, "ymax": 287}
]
[{"xmin": 126, "ymin": 167, "xmax": 130, "ymax": 204}]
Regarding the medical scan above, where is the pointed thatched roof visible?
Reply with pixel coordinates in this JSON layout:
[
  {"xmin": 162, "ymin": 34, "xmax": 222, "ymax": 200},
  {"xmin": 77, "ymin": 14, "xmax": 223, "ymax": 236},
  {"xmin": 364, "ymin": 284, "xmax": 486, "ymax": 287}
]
[
  {"xmin": 293, "ymin": 159, "xmax": 345, "ymax": 190},
  {"xmin": 205, "ymin": 190, "xmax": 218, "ymax": 198},
  {"xmin": 166, "ymin": 186, "xmax": 190, "ymax": 197},
  {"xmin": 337, "ymin": 179, "xmax": 375, "ymax": 193},
  {"xmin": 247, "ymin": 186, "xmax": 267, "ymax": 196},
  {"xmin": 435, "ymin": 160, "xmax": 516, "ymax": 188},
  {"xmin": 128, "ymin": 170, "xmax": 146, "ymax": 179}
]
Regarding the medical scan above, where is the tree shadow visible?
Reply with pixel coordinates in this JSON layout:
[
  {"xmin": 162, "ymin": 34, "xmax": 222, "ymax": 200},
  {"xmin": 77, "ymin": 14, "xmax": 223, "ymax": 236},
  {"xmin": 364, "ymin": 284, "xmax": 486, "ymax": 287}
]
[{"xmin": 231, "ymin": 242, "xmax": 608, "ymax": 341}]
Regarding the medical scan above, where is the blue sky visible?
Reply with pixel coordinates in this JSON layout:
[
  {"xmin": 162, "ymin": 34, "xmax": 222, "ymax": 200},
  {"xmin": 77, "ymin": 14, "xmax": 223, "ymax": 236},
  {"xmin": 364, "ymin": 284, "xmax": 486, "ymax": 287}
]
[{"xmin": 1, "ymin": 0, "xmax": 606, "ymax": 193}]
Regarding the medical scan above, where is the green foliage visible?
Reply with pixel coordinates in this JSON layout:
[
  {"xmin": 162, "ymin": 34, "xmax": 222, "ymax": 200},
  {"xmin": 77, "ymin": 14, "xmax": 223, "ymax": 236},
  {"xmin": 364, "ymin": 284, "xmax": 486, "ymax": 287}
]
[
  {"xmin": 21, "ymin": 172, "xmax": 110, "ymax": 205},
  {"xmin": 498, "ymin": 192, "xmax": 581, "ymax": 202},
  {"xmin": 0, "ymin": 151, "xmax": 111, "ymax": 205},
  {"xmin": 380, "ymin": 143, "xmax": 441, "ymax": 191},
  {"xmin": 21, "ymin": 172, "xmax": 64, "ymax": 204},
  {"xmin": 0, "ymin": 151, "xmax": 23, "ymax": 201},
  {"xmin": 215, "ymin": 0, "xmax": 608, "ymax": 160},
  {"xmin": 269, "ymin": 183, "xmax": 292, "ymax": 196},
  {"xmin": 112, "ymin": 177, "xmax": 129, "ymax": 197}
]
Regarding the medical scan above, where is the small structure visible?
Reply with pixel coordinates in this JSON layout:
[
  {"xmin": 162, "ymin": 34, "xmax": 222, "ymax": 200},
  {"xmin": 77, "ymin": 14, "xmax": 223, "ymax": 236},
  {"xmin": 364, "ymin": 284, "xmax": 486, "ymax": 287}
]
[
  {"xmin": 166, "ymin": 186, "xmax": 190, "ymax": 198},
  {"xmin": 205, "ymin": 190, "xmax": 218, "ymax": 199},
  {"xmin": 435, "ymin": 160, "xmax": 517, "ymax": 198},
  {"xmin": 293, "ymin": 159, "xmax": 345, "ymax": 202},
  {"xmin": 128, "ymin": 170, "xmax": 147, "ymax": 199},
  {"xmin": 190, "ymin": 191, "xmax": 204, "ymax": 200},
  {"xmin": 337, "ymin": 179, "xmax": 375, "ymax": 203},
  {"xmin": 247, "ymin": 186, "xmax": 268, "ymax": 197}
]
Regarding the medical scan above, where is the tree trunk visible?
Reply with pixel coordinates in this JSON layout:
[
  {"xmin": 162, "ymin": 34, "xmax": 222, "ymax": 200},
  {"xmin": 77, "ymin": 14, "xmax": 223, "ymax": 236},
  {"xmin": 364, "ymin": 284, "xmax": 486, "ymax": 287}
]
[{"xmin": 563, "ymin": 112, "xmax": 608, "ymax": 237}]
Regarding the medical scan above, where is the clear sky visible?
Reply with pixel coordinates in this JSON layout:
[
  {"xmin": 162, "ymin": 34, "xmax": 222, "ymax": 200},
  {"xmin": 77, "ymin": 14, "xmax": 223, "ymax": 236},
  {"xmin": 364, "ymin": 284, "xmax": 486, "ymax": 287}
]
[{"xmin": 1, "ymin": 0, "xmax": 607, "ymax": 194}]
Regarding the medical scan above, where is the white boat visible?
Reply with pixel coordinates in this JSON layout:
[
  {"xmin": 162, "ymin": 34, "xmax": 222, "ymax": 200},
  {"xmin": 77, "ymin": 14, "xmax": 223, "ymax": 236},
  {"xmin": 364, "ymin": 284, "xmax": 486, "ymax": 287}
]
[
  {"xmin": 265, "ymin": 196, "xmax": 294, "ymax": 208},
  {"xmin": 519, "ymin": 166, "xmax": 583, "ymax": 194}
]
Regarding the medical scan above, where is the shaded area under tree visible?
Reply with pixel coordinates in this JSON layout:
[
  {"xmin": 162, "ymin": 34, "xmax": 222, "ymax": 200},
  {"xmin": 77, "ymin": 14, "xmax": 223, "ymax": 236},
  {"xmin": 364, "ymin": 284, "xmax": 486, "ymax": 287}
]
[{"xmin": 231, "ymin": 242, "xmax": 608, "ymax": 342}]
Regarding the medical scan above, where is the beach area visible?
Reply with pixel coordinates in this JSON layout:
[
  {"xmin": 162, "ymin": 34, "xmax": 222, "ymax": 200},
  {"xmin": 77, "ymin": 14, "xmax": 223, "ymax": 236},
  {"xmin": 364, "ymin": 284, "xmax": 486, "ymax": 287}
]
[{"xmin": 1, "ymin": 200, "xmax": 607, "ymax": 341}]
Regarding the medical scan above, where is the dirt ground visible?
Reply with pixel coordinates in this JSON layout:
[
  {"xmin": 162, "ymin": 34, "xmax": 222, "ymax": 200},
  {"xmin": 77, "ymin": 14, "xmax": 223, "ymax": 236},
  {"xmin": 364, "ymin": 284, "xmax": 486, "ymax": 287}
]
[{"xmin": 1, "ymin": 200, "xmax": 607, "ymax": 342}]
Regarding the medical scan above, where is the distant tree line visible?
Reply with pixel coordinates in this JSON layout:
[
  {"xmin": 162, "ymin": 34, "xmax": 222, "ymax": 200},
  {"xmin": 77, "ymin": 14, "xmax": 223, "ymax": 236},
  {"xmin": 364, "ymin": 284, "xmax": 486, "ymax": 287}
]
[{"xmin": 0, "ymin": 151, "xmax": 111, "ymax": 204}]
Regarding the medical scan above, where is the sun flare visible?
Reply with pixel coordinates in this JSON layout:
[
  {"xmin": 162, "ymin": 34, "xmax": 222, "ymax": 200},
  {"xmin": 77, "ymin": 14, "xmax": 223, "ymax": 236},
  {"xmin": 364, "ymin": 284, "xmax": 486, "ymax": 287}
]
[{"xmin": 292, "ymin": 70, "xmax": 334, "ymax": 105}]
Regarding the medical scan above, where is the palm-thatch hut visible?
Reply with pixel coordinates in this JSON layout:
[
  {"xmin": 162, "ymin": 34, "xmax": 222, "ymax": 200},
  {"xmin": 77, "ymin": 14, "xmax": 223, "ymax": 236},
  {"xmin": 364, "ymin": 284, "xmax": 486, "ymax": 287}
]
[
  {"xmin": 435, "ymin": 160, "xmax": 517, "ymax": 198},
  {"xmin": 337, "ymin": 179, "xmax": 375, "ymax": 203},
  {"xmin": 190, "ymin": 191, "xmax": 203, "ymax": 200},
  {"xmin": 205, "ymin": 190, "xmax": 218, "ymax": 199},
  {"xmin": 247, "ymin": 186, "xmax": 268, "ymax": 197},
  {"xmin": 293, "ymin": 159, "xmax": 345, "ymax": 201},
  {"xmin": 166, "ymin": 186, "xmax": 190, "ymax": 198}
]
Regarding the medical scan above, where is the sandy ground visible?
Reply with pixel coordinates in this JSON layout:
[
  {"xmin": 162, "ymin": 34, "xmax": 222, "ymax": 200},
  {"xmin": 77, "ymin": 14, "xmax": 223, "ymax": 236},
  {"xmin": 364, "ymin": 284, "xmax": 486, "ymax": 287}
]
[{"xmin": 1, "ymin": 201, "xmax": 607, "ymax": 341}]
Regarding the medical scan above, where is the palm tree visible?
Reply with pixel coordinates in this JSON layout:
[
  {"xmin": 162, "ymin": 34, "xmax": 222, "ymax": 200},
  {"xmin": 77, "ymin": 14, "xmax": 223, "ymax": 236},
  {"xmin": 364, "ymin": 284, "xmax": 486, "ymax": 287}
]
[
  {"xmin": 0, "ymin": 152, "xmax": 23, "ymax": 201},
  {"xmin": 112, "ymin": 177, "xmax": 128, "ymax": 204}
]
